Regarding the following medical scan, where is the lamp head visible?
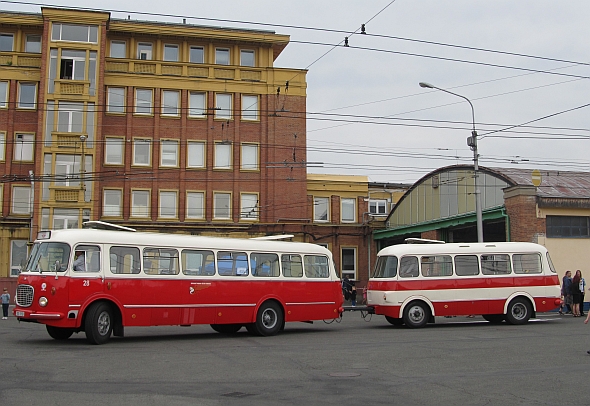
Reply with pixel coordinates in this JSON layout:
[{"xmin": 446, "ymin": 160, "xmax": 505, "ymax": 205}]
[{"xmin": 419, "ymin": 82, "xmax": 434, "ymax": 89}]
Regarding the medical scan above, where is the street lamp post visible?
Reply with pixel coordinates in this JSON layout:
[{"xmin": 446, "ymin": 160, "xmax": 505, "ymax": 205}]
[{"xmin": 419, "ymin": 82, "xmax": 484, "ymax": 243}]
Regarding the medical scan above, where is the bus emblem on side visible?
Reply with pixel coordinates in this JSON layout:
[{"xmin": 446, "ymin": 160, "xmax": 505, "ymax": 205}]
[{"xmin": 189, "ymin": 287, "xmax": 195, "ymax": 294}]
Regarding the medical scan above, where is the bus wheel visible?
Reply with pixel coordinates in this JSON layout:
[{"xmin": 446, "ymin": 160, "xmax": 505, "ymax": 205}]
[
  {"xmin": 482, "ymin": 314, "xmax": 505, "ymax": 324},
  {"xmin": 210, "ymin": 324, "xmax": 242, "ymax": 334},
  {"xmin": 254, "ymin": 301, "xmax": 283, "ymax": 336},
  {"xmin": 46, "ymin": 325, "xmax": 74, "ymax": 340},
  {"xmin": 403, "ymin": 302, "xmax": 429, "ymax": 328},
  {"xmin": 385, "ymin": 316, "xmax": 404, "ymax": 326},
  {"xmin": 85, "ymin": 302, "xmax": 113, "ymax": 345},
  {"xmin": 505, "ymin": 298, "xmax": 532, "ymax": 325}
]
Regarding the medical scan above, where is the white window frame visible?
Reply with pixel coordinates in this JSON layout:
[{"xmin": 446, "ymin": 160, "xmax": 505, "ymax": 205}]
[
  {"xmin": 189, "ymin": 46, "xmax": 204, "ymax": 63},
  {"xmin": 187, "ymin": 141, "xmax": 205, "ymax": 169},
  {"xmin": 186, "ymin": 191, "xmax": 205, "ymax": 220},
  {"xmin": 215, "ymin": 48, "xmax": 230, "ymax": 65},
  {"xmin": 341, "ymin": 247, "xmax": 357, "ymax": 280},
  {"xmin": 14, "ymin": 133, "xmax": 34, "ymax": 161},
  {"xmin": 161, "ymin": 90, "xmax": 180, "ymax": 116},
  {"xmin": 160, "ymin": 140, "xmax": 179, "ymax": 167},
  {"xmin": 215, "ymin": 93, "xmax": 232, "ymax": 119},
  {"xmin": 163, "ymin": 44, "xmax": 179, "ymax": 62},
  {"xmin": 241, "ymin": 143, "xmax": 258, "ymax": 171},
  {"xmin": 135, "ymin": 88, "xmax": 153, "ymax": 115},
  {"xmin": 53, "ymin": 208, "xmax": 79, "ymax": 229},
  {"xmin": 137, "ymin": 42, "xmax": 153, "ymax": 60},
  {"xmin": 104, "ymin": 137, "xmax": 124, "ymax": 165},
  {"xmin": 159, "ymin": 190, "xmax": 178, "ymax": 219},
  {"xmin": 241, "ymin": 95, "xmax": 258, "ymax": 121},
  {"xmin": 0, "ymin": 132, "xmax": 5, "ymax": 161},
  {"xmin": 133, "ymin": 138, "xmax": 151, "ymax": 166},
  {"xmin": 314, "ymin": 197, "xmax": 329, "ymax": 223},
  {"xmin": 12, "ymin": 186, "xmax": 31, "ymax": 215},
  {"xmin": 341, "ymin": 198, "xmax": 356, "ymax": 223},
  {"xmin": 103, "ymin": 189, "xmax": 122, "ymax": 217},
  {"xmin": 51, "ymin": 23, "xmax": 98, "ymax": 43},
  {"xmin": 188, "ymin": 92, "xmax": 206, "ymax": 118},
  {"xmin": 18, "ymin": 82, "xmax": 37, "ymax": 109},
  {"xmin": 131, "ymin": 190, "xmax": 150, "ymax": 218},
  {"xmin": 107, "ymin": 87, "xmax": 125, "ymax": 113},
  {"xmin": 25, "ymin": 34, "xmax": 41, "ymax": 53},
  {"xmin": 0, "ymin": 81, "xmax": 7, "ymax": 108},
  {"xmin": 213, "ymin": 192, "xmax": 232, "ymax": 220},
  {"xmin": 57, "ymin": 102, "xmax": 84, "ymax": 133},
  {"xmin": 240, "ymin": 49, "xmax": 255, "ymax": 67},
  {"xmin": 369, "ymin": 199, "xmax": 388, "ymax": 215},
  {"xmin": 240, "ymin": 193, "xmax": 259, "ymax": 220},
  {"xmin": 214, "ymin": 143, "xmax": 232, "ymax": 169},
  {"xmin": 110, "ymin": 40, "xmax": 126, "ymax": 58}
]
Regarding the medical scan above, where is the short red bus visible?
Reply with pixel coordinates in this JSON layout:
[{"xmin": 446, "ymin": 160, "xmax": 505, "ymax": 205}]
[
  {"xmin": 14, "ymin": 227, "xmax": 343, "ymax": 344},
  {"xmin": 367, "ymin": 241, "xmax": 562, "ymax": 327}
]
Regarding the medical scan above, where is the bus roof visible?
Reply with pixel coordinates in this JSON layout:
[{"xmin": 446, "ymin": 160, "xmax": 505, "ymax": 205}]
[{"xmin": 377, "ymin": 241, "xmax": 548, "ymax": 256}]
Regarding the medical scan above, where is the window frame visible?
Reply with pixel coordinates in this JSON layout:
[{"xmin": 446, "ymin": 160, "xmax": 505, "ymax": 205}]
[
  {"xmin": 103, "ymin": 189, "xmax": 123, "ymax": 217},
  {"xmin": 215, "ymin": 48, "xmax": 230, "ymax": 65},
  {"xmin": 189, "ymin": 46, "xmax": 205, "ymax": 64},
  {"xmin": 313, "ymin": 196, "xmax": 330, "ymax": 223},
  {"xmin": 241, "ymin": 94, "xmax": 259, "ymax": 121},
  {"xmin": 0, "ymin": 81, "xmax": 7, "ymax": 108},
  {"xmin": 0, "ymin": 33, "xmax": 14, "ymax": 51},
  {"xmin": 132, "ymin": 138, "xmax": 152, "ymax": 167},
  {"xmin": 215, "ymin": 93, "xmax": 232, "ymax": 120},
  {"xmin": 104, "ymin": 137, "xmax": 124, "ymax": 165},
  {"xmin": 17, "ymin": 82, "xmax": 37, "ymax": 109},
  {"xmin": 160, "ymin": 139, "xmax": 179, "ymax": 168},
  {"xmin": 214, "ymin": 142, "xmax": 232, "ymax": 170},
  {"xmin": 240, "ymin": 143, "xmax": 259, "ymax": 171},
  {"xmin": 163, "ymin": 44, "xmax": 179, "ymax": 62},
  {"xmin": 240, "ymin": 49, "xmax": 255, "ymax": 67},
  {"xmin": 186, "ymin": 191, "xmax": 205, "ymax": 220},
  {"xmin": 161, "ymin": 90, "xmax": 180, "ymax": 117},
  {"xmin": 341, "ymin": 247, "xmax": 357, "ymax": 280},
  {"xmin": 136, "ymin": 42, "xmax": 153, "ymax": 60},
  {"xmin": 13, "ymin": 133, "xmax": 34, "ymax": 162},
  {"xmin": 11, "ymin": 186, "xmax": 31, "ymax": 215},
  {"xmin": 106, "ymin": 87, "xmax": 125, "ymax": 113},
  {"xmin": 134, "ymin": 88, "xmax": 153, "ymax": 115},
  {"xmin": 131, "ymin": 189, "xmax": 151, "ymax": 218},
  {"xmin": 240, "ymin": 193, "xmax": 259, "ymax": 221},
  {"xmin": 341, "ymin": 198, "xmax": 356, "ymax": 223},
  {"xmin": 187, "ymin": 141, "xmax": 205, "ymax": 169},
  {"xmin": 213, "ymin": 192, "xmax": 232, "ymax": 220},
  {"xmin": 0, "ymin": 132, "xmax": 5, "ymax": 161},
  {"xmin": 25, "ymin": 34, "xmax": 41, "ymax": 53},
  {"xmin": 110, "ymin": 40, "xmax": 127, "ymax": 58},
  {"xmin": 159, "ymin": 190, "xmax": 178, "ymax": 219},
  {"xmin": 188, "ymin": 91, "xmax": 206, "ymax": 118}
]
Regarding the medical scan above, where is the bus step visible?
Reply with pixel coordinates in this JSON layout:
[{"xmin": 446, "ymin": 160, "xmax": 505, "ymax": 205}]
[{"xmin": 342, "ymin": 305, "xmax": 373, "ymax": 313}]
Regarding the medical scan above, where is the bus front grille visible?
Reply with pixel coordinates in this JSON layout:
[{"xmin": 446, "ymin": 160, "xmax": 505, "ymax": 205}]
[{"xmin": 16, "ymin": 285, "xmax": 34, "ymax": 307}]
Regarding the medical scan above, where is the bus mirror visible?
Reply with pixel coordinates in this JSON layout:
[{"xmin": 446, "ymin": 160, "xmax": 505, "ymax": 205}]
[{"xmin": 55, "ymin": 260, "xmax": 61, "ymax": 272}]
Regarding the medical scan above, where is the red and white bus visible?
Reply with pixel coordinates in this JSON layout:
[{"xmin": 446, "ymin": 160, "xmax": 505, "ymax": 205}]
[
  {"xmin": 367, "ymin": 241, "xmax": 561, "ymax": 327},
  {"xmin": 14, "ymin": 227, "xmax": 343, "ymax": 344}
]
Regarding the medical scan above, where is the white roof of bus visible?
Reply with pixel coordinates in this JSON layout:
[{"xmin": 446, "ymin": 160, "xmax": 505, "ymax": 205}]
[
  {"xmin": 41, "ymin": 229, "xmax": 332, "ymax": 256},
  {"xmin": 377, "ymin": 242, "xmax": 547, "ymax": 256}
]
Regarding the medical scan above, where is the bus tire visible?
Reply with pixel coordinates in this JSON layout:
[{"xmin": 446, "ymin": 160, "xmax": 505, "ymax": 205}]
[
  {"xmin": 505, "ymin": 298, "xmax": 532, "ymax": 325},
  {"xmin": 210, "ymin": 324, "xmax": 242, "ymax": 334},
  {"xmin": 84, "ymin": 302, "xmax": 113, "ymax": 345},
  {"xmin": 403, "ymin": 301, "xmax": 429, "ymax": 328},
  {"xmin": 482, "ymin": 314, "xmax": 505, "ymax": 324},
  {"xmin": 254, "ymin": 301, "xmax": 283, "ymax": 336},
  {"xmin": 385, "ymin": 316, "xmax": 404, "ymax": 326},
  {"xmin": 46, "ymin": 325, "xmax": 74, "ymax": 340}
]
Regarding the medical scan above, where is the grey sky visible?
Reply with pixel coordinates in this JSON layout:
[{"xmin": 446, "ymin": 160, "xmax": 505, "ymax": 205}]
[{"xmin": 4, "ymin": 0, "xmax": 589, "ymax": 183}]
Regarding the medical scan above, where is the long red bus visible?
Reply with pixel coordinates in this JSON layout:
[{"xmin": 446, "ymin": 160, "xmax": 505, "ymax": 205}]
[
  {"xmin": 14, "ymin": 227, "xmax": 343, "ymax": 344},
  {"xmin": 367, "ymin": 241, "xmax": 562, "ymax": 327}
]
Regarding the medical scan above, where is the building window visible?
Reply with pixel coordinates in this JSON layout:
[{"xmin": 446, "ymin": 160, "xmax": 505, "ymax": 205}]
[
  {"xmin": 25, "ymin": 35, "xmax": 41, "ymax": 53},
  {"xmin": 240, "ymin": 193, "xmax": 258, "ymax": 220},
  {"xmin": 163, "ymin": 44, "xmax": 179, "ymax": 61},
  {"xmin": 341, "ymin": 198, "xmax": 356, "ymax": 223},
  {"xmin": 186, "ymin": 191, "xmax": 205, "ymax": 219},
  {"xmin": 110, "ymin": 40, "xmax": 126, "ymax": 58},
  {"xmin": 105, "ymin": 137, "xmax": 124, "ymax": 165},
  {"xmin": 190, "ymin": 46, "xmax": 204, "ymax": 63},
  {"xmin": 18, "ymin": 82, "xmax": 36, "ymax": 109},
  {"xmin": 0, "ymin": 81, "xmax": 7, "ymax": 108},
  {"xmin": 0, "ymin": 33, "xmax": 13, "ymax": 51},
  {"xmin": 51, "ymin": 23, "xmax": 98, "ymax": 43},
  {"xmin": 215, "ymin": 48, "xmax": 230, "ymax": 65},
  {"xmin": 188, "ymin": 92, "xmax": 206, "ymax": 117},
  {"xmin": 133, "ymin": 138, "xmax": 151, "ymax": 166},
  {"xmin": 57, "ymin": 102, "xmax": 84, "ymax": 133},
  {"xmin": 131, "ymin": 190, "xmax": 150, "ymax": 218},
  {"xmin": 55, "ymin": 154, "xmax": 81, "ymax": 187},
  {"xmin": 314, "ymin": 197, "xmax": 329, "ymax": 222},
  {"xmin": 12, "ymin": 186, "xmax": 31, "ymax": 215},
  {"xmin": 137, "ymin": 42, "xmax": 153, "ymax": 60},
  {"xmin": 0, "ymin": 132, "xmax": 5, "ymax": 161},
  {"xmin": 60, "ymin": 49, "xmax": 86, "ymax": 80},
  {"xmin": 369, "ymin": 199, "xmax": 387, "ymax": 215},
  {"xmin": 241, "ymin": 143, "xmax": 258, "ymax": 170},
  {"xmin": 14, "ymin": 134, "xmax": 34, "ymax": 161},
  {"xmin": 53, "ymin": 208, "xmax": 79, "ymax": 229},
  {"xmin": 103, "ymin": 189, "xmax": 122, "ymax": 217},
  {"xmin": 546, "ymin": 216, "xmax": 590, "ymax": 238},
  {"xmin": 159, "ymin": 191, "xmax": 178, "ymax": 218},
  {"xmin": 341, "ymin": 248, "xmax": 357, "ymax": 279},
  {"xmin": 107, "ymin": 87, "xmax": 125, "ymax": 113},
  {"xmin": 160, "ymin": 140, "xmax": 179, "ymax": 167},
  {"xmin": 10, "ymin": 240, "xmax": 28, "ymax": 277},
  {"xmin": 240, "ymin": 49, "xmax": 255, "ymax": 67},
  {"xmin": 214, "ymin": 192, "xmax": 231, "ymax": 220},
  {"xmin": 241, "ymin": 95, "xmax": 258, "ymax": 121},
  {"xmin": 214, "ymin": 143, "xmax": 232, "ymax": 169},
  {"xmin": 161, "ymin": 90, "xmax": 180, "ymax": 116},
  {"xmin": 215, "ymin": 93, "xmax": 232, "ymax": 119},
  {"xmin": 135, "ymin": 88, "xmax": 153, "ymax": 115},
  {"xmin": 187, "ymin": 141, "xmax": 205, "ymax": 168}
]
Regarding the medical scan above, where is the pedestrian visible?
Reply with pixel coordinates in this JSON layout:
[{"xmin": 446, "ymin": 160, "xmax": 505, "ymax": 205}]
[
  {"xmin": 562, "ymin": 270, "xmax": 573, "ymax": 315},
  {"xmin": 573, "ymin": 270, "xmax": 582, "ymax": 317},
  {"xmin": 1, "ymin": 288, "xmax": 10, "ymax": 320},
  {"xmin": 350, "ymin": 280, "xmax": 357, "ymax": 307},
  {"xmin": 580, "ymin": 271, "xmax": 586, "ymax": 317}
]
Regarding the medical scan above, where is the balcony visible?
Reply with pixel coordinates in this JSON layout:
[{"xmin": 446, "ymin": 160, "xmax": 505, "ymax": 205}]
[
  {"xmin": 53, "ymin": 79, "xmax": 91, "ymax": 97},
  {"xmin": 105, "ymin": 59, "xmax": 264, "ymax": 82},
  {"xmin": 51, "ymin": 132, "xmax": 89, "ymax": 149},
  {"xmin": 0, "ymin": 52, "xmax": 42, "ymax": 68},
  {"xmin": 50, "ymin": 186, "xmax": 85, "ymax": 203}
]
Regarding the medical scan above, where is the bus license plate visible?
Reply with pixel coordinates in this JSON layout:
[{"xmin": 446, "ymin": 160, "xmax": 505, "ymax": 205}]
[{"xmin": 15, "ymin": 311, "xmax": 24, "ymax": 317}]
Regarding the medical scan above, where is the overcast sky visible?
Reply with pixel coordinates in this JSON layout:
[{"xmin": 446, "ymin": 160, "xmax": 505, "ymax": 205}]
[{"xmin": 3, "ymin": 0, "xmax": 589, "ymax": 184}]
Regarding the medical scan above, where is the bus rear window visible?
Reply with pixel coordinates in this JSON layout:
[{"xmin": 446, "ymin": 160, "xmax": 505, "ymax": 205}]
[
  {"xmin": 513, "ymin": 253, "xmax": 542, "ymax": 274},
  {"xmin": 303, "ymin": 255, "xmax": 329, "ymax": 278},
  {"xmin": 373, "ymin": 256, "xmax": 398, "ymax": 278}
]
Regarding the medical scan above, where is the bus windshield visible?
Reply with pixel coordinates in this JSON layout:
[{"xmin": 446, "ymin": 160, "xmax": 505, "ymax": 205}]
[{"xmin": 25, "ymin": 242, "xmax": 71, "ymax": 273}]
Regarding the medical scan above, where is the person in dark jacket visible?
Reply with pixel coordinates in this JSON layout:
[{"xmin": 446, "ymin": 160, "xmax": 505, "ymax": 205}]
[{"xmin": 562, "ymin": 270, "xmax": 573, "ymax": 315}]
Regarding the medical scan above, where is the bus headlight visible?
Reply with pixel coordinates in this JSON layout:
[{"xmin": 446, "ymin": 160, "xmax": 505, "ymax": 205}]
[{"xmin": 39, "ymin": 297, "xmax": 48, "ymax": 307}]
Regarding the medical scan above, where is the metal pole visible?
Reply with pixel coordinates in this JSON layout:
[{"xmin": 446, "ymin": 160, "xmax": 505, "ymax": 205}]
[{"xmin": 419, "ymin": 82, "xmax": 483, "ymax": 242}]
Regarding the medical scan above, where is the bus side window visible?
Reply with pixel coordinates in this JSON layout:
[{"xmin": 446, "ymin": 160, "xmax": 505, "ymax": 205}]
[
  {"xmin": 182, "ymin": 250, "xmax": 215, "ymax": 276},
  {"xmin": 143, "ymin": 248, "xmax": 179, "ymax": 275},
  {"xmin": 251, "ymin": 253, "xmax": 280, "ymax": 277},
  {"xmin": 481, "ymin": 254, "xmax": 512, "ymax": 275},
  {"xmin": 303, "ymin": 255, "xmax": 329, "ymax": 278},
  {"xmin": 217, "ymin": 251, "xmax": 249, "ymax": 276},
  {"xmin": 281, "ymin": 254, "xmax": 303, "ymax": 277},
  {"xmin": 73, "ymin": 245, "xmax": 101, "ymax": 272},
  {"xmin": 421, "ymin": 255, "xmax": 453, "ymax": 277},
  {"xmin": 109, "ymin": 246, "xmax": 141, "ymax": 274},
  {"xmin": 399, "ymin": 256, "xmax": 419, "ymax": 278},
  {"xmin": 513, "ymin": 253, "xmax": 542, "ymax": 274},
  {"xmin": 455, "ymin": 255, "xmax": 479, "ymax": 276}
]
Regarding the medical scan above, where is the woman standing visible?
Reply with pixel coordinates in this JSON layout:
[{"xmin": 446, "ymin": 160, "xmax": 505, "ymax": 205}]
[
  {"xmin": 572, "ymin": 270, "xmax": 582, "ymax": 317},
  {"xmin": 579, "ymin": 271, "xmax": 586, "ymax": 316}
]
